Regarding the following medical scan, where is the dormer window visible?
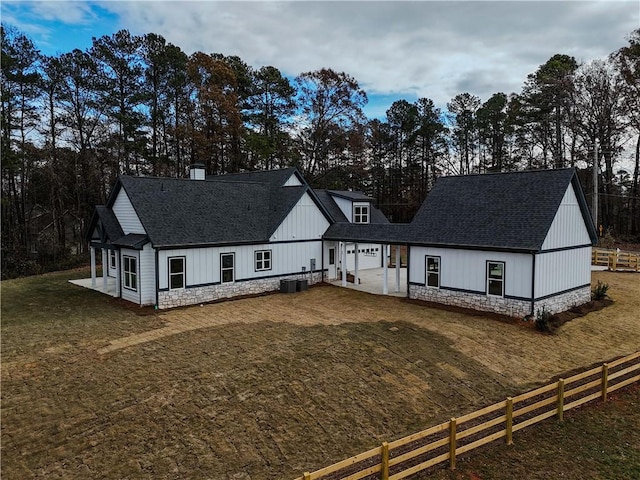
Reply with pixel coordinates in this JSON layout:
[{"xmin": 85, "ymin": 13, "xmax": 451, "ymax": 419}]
[{"xmin": 353, "ymin": 203, "xmax": 370, "ymax": 224}]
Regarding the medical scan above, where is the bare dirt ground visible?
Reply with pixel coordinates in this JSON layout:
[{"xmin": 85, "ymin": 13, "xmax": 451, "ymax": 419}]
[{"xmin": 1, "ymin": 269, "xmax": 638, "ymax": 479}]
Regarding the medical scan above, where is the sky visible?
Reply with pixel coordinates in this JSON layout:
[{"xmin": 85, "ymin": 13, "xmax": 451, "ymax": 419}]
[{"xmin": 2, "ymin": 0, "xmax": 639, "ymax": 119}]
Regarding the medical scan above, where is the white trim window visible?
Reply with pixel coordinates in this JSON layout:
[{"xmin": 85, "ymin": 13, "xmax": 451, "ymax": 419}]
[
  {"xmin": 353, "ymin": 203, "xmax": 370, "ymax": 224},
  {"xmin": 169, "ymin": 257, "xmax": 185, "ymax": 290},
  {"xmin": 426, "ymin": 256, "xmax": 440, "ymax": 288},
  {"xmin": 255, "ymin": 250, "xmax": 272, "ymax": 272},
  {"xmin": 109, "ymin": 250, "xmax": 116, "ymax": 269},
  {"xmin": 487, "ymin": 261, "xmax": 505, "ymax": 297},
  {"xmin": 221, "ymin": 253, "xmax": 235, "ymax": 283},
  {"xmin": 123, "ymin": 255, "xmax": 137, "ymax": 291}
]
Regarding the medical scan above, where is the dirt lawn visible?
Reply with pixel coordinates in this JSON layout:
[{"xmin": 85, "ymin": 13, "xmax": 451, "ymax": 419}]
[{"xmin": 1, "ymin": 270, "xmax": 639, "ymax": 479}]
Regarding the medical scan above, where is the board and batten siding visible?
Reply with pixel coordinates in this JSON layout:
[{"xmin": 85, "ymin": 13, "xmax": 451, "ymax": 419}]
[
  {"xmin": 112, "ymin": 189, "xmax": 145, "ymax": 234},
  {"xmin": 541, "ymin": 184, "xmax": 592, "ymax": 250},
  {"xmin": 409, "ymin": 247, "xmax": 533, "ymax": 299},
  {"xmin": 157, "ymin": 241, "xmax": 323, "ymax": 290},
  {"xmin": 534, "ymin": 247, "xmax": 591, "ymax": 299},
  {"xmin": 332, "ymin": 196, "xmax": 354, "ymax": 222},
  {"xmin": 270, "ymin": 192, "xmax": 329, "ymax": 242},
  {"xmin": 120, "ymin": 248, "xmax": 140, "ymax": 304}
]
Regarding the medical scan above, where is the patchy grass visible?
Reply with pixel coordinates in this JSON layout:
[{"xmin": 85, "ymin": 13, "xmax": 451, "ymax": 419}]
[
  {"xmin": 428, "ymin": 384, "xmax": 640, "ymax": 480},
  {"xmin": 1, "ymin": 268, "xmax": 639, "ymax": 479}
]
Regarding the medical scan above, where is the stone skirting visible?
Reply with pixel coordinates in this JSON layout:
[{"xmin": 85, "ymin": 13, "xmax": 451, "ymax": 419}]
[
  {"xmin": 409, "ymin": 284, "xmax": 592, "ymax": 318},
  {"xmin": 158, "ymin": 272, "xmax": 322, "ymax": 309},
  {"xmin": 409, "ymin": 285, "xmax": 531, "ymax": 317},
  {"xmin": 532, "ymin": 285, "xmax": 591, "ymax": 316}
]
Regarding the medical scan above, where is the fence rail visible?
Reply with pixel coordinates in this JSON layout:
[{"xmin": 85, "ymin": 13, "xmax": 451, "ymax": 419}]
[
  {"xmin": 592, "ymin": 248, "xmax": 639, "ymax": 271},
  {"xmin": 295, "ymin": 351, "xmax": 640, "ymax": 480}
]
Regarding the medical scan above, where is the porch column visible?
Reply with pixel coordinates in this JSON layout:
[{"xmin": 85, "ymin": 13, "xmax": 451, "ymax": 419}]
[
  {"xmin": 90, "ymin": 246, "xmax": 96, "ymax": 288},
  {"xmin": 395, "ymin": 245, "xmax": 401, "ymax": 293},
  {"xmin": 102, "ymin": 248, "xmax": 108, "ymax": 293},
  {"xmin": 383, "ymin": 244, "xmax": 389, "ymax": 295},
  {"xmin": 354, "ymin": 243, "xmax": 359, "ymax": 286},
  {"xmin": 115, "ymin": 251, "xmax": 121, "ymax": 297},
  {"xmin": 342, "ymin": 242, "xmax": 347, "ymax": 287}
]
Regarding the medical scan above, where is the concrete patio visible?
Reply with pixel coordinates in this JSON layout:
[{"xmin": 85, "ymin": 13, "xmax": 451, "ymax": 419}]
[
  {"xmin": 69, "ymin": 276, "xmax": 118, "ymax": 297},
  {"xmin": 330, "ymin": 266, "xmax": 407, "ymax": 297}
]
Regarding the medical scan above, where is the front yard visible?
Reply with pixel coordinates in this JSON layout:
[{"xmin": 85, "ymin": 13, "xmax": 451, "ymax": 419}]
[{"xmin": 1, "ymin": 268, "xmax": 638, "ymax": 479}]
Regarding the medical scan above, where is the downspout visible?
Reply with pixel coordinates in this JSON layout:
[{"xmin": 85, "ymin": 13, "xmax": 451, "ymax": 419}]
[
  {"xmin": 406, "ymin": 244, "xmax": 410, "ymax": 298},
  {"xmin": 321, "ymin": 239, "xmax": 325, "ymax": 283},
  {"xmin": 530, "ymin": 253, "xmax": 536, "ymax": 316},
  {"xmin": 155, "ymin": 249, "xmax": 159, "ymax": 309}
]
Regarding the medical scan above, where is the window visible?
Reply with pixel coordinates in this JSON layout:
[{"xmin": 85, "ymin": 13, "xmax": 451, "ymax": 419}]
[
  {"xmin": 487, "ymin": 261, "xmax": 505, "ymax": 297},
  {"xmin": 329, "ymin": 248, "xmax": 335, "ymax": 266},
  {"xmin": 123, "ymin": 256, "xmax": 137, "ymax": 291},
  {"xmin": 109, "ymin": 250, "xmax": 116, "ymax": 269},
  {"xmin": 353, "ymin": 204, "xmax": 370, "ymax": 224},
  {"xmin": 426, "ymin": 256, "xmax": 440, "ymax": 288},
  {"xmin": 255, "ymin": 250, "xmax": 271, "ymax": 271},
  {"xmin": 221, "ymin": 253, "xmax": 235, "ymax": 283},
  {"xmin": 169, "ymin": 257, "xmax": 185, "ymax": 290}
]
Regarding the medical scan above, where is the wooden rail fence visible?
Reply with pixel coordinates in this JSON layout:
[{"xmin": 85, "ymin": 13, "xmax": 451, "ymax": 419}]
[
  {"xmin": 295, "ymin": 351, "xmax": 640, "ymax": 480},
  {"xmin": 592, "ymin": 248, "xmax": 639, "ymax": 271}
]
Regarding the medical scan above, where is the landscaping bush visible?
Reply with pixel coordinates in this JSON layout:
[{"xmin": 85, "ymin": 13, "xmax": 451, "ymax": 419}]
[
  {"xmin": 592, "ymin": 280, "xmax": 610, "ymax": 300},
  {"xmin": 535, "ymin": 306, "xmax": 552, "ymax": 332}
]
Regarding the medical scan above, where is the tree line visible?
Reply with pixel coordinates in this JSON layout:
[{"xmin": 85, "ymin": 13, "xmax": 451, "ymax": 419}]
[{"xmin": 2, "ymin": 25, "xmax": 639, "ymax": 278}]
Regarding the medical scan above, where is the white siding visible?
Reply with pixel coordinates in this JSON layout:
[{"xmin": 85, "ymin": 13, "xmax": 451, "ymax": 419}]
[
  {"xmin": 270, "ymin": 192, "xmax": 329, "ymax": 242},
  {"xmin": 157, "ymin": 241, "xmax": 323, "ymax": 290},
  {"xmin": 120, "ymin": 249, "xmax": 140, "ymax": 304},
  {"xmin": 332, "ymin": 196, "xmax": 353, "ymax": 222},
  {"xmin": 409, "ymin": 247, "xmax": 533, "ymax": 298},
  {"xmin": 139, "ymin": 243, "xmax": 156, "ymax": 306},
  {"xmin": 283, "ymin": 174, "xmax": 302, "ymax": 186},
  {"xmin": 112, "ymin": 189, "xmax": 145, "ymax": 234},
  {"xmin": 535, "ymin": 247, "xmax": 591, "ymax": 298},
  {"xmin": 541, "ymin": 185, "xmax": 591, "ymax": 250}
]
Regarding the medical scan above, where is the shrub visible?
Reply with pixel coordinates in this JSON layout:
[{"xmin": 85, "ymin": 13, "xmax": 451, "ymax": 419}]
[
  {"xmin": 535, "ymin": 306, "xmax": 552, "ymax": 332},
  {"xmin": 592, "ymin": 280, "xmax": 610, "ymax": 301}
]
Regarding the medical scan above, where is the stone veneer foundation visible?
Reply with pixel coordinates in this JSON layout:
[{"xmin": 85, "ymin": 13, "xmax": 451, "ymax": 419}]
[
  {"xmin": 158, "ymin": 272, "xmax": 322, "ymax": 309},
  {"xmin": 409, "ymin": 284, "xmax": 591, "ymax": 318}
]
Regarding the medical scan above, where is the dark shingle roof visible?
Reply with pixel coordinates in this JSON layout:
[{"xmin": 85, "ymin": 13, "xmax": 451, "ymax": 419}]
[
  {"xmin": 113, "ymin": 233, "xmax": 150, "ymax": 250},
  {"xmin": 324, "ymin": 223, "xmax": 410, "ymax": 243},
  {"xmin": 407, "ymin": 168, "xmax": 597, "ymax": 251},
  {"xmin": 95, "ymin": 205, "xmax": 124, "ymax": 242},
  {"xmin": 315, "ymin": 189, "xmax": 390, "ymax": 224},
  {"xmin": 208, "ymin": 168, "xmax": 300, "ymax": 186},
  {"xmin": 115, "ymin": 175, "xmax": 307, "ymax": 247}
]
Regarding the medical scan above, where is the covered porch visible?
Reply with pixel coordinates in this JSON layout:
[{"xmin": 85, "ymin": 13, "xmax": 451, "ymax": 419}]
[
  {"xmin": 69, "ymin": 276, "xmax": 118, "ymax": 297},
  {"xmin": 324, "ymin": 223, "xmax": 410, "ymax": 298},
  {"xmin": 331, "ymin": 265, "xmax": 407, "ymax": 297}
]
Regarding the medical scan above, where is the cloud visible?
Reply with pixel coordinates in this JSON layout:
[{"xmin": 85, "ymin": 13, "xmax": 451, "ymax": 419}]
[{"xmin": 4, "ymin": 0, "xmax": 638, "ymax": 109}]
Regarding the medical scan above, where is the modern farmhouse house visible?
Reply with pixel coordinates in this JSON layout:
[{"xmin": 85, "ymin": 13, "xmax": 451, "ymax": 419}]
[
  {"xmin": 326, "ymin": 168, "xmax": 598, "ymax": 317},
  {"xmin": 86, "ymin": 166, "xmax": 596, "ymax": 316},
  {"xmin": 86, "ymin": 166, "xmax": 389, "ymax": 308}
]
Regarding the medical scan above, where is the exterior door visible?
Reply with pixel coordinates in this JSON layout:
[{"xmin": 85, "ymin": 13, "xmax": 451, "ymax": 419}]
[{"xmin": 328, "ymin": 247, "xmax": 337, "ymax": 279}]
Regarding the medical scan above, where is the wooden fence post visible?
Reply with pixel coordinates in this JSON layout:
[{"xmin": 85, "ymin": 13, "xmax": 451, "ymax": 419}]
[
  {"xmin": 381, "ymin": 442, "xmax": 389, "ymax": 480},
  {"xmin": 506, "ymin": 397, "xmax": 513, "ymax": 445},
  {"xmin": 557, "ymin": 379, "xmax": 565, "ymax": 421},
  {"xmin": 449, "ymin": 417, "xmax": 457, "ymax": 470},
  {"xmin": 601, "ymin": 363, "xmax": 609, "ymax": 402}
]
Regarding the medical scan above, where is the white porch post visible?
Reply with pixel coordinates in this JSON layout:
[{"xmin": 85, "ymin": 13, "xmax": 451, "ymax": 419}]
[
  {"xmin": 383, "ymin": 244, "xmax": 389, "ymax": 295},
  {"xmin": 115, "ymin": 251, "xmax": 120, "ymax": 297},
  {"xmin": 90, "ymin": 246, "xmax": 96, "ymax": 288},
  {"xmin": 341, "ymin": 242, "xmax": 347, "ymax": 287},
  {"xmin": 395, "ymin": 245, "xmax": 401, "ymax": 293},
  {"xmin": 102, "ymin": 248, "xmax": 108, "ymax": 293},
  {"xmin": 354, "ymin": 242, "xmax": 359, "ymax": 285}
]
